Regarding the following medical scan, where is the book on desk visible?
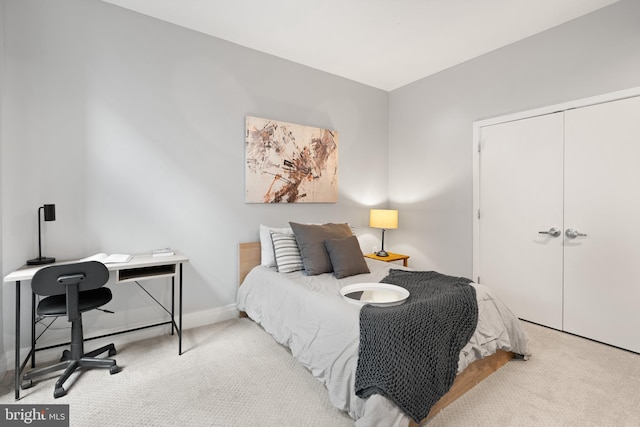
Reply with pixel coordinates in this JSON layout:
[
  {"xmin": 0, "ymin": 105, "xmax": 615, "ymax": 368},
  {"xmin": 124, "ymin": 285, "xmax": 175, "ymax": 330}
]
[
  {"xmin": 152, "ymin": 248, "xmax": 175, "ymax": 257},
  {"xmin": 81, "ymin": 253, "xmax": 133, "ymax": 264}
]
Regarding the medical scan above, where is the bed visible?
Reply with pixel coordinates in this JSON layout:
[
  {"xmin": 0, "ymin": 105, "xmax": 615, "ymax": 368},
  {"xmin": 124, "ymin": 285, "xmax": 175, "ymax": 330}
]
[{"xmin": 237, "ymin": 238, "xmax": 530, "ymax": 426}]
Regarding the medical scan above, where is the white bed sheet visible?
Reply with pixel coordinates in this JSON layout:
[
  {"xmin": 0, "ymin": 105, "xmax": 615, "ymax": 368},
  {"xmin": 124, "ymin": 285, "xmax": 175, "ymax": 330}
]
[{"xmin": 236, "ymin": 259, "xmax": 531, "ymax": 426}]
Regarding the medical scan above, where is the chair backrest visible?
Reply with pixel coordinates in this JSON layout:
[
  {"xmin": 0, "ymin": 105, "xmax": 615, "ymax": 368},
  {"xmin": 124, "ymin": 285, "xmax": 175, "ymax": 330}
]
[{"xmin": 31, "ymin": 261, "xmax": 110, "ymax": 297}]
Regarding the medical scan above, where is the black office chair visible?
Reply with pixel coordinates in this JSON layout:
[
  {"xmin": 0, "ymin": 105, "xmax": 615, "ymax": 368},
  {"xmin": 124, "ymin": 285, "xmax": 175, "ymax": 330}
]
[{"xmin": 21, "ymin": 261, "xmax": 121, "ymax": 398}]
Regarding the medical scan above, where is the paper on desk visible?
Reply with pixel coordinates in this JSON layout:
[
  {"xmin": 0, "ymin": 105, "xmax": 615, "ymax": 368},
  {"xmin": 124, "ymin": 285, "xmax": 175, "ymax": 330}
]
[{"xmin": 81, "ymin": 253, "xmax": 132, "ymax": 264}]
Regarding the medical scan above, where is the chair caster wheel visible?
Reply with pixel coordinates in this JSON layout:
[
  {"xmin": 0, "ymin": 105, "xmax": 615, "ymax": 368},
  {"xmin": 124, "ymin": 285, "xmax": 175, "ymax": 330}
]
[
  {"xmin": 108, "ymin": 348, "xmax": 117, "ymax": 357},
  {"xmin": 60, "ymin": 350, "xmax": 71, "ymax": 362},
  {"xmin": 110, "ymin": 365, "xmax": 121, "ymax": 375},
  {"xmin": 21, "ymin": 378, "xmax": 33, "ymax": 389},
  {"xmin": 54, "ymin": 387, "xmax": 66, "ymax": 398}
]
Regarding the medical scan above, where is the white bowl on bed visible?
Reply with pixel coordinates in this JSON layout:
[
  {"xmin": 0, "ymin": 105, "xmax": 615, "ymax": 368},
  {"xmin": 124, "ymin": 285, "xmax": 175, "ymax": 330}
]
[{"xmin": 340, "ymin": 283, "xmax": 410, "ymax": 307}]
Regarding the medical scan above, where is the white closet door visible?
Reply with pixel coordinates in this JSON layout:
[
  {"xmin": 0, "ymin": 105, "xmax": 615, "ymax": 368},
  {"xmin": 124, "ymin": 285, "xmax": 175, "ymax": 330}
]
[
  {"xmin": 564, "ymin": 95, "xmax": 640, "ymax": 352},
  {"xmin": 479, "ymin": 113, "xmax": 564, "ymax": 328}
]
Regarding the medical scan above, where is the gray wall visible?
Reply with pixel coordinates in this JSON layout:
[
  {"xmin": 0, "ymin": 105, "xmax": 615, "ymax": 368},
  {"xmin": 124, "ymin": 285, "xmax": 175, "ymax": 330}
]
[
  {"xmin": 1, "ymin": 0, "xmax": 388, "ymax": 355},
  {"xmin": 388, "ymin": 0, "xmax": 640, "ymax": 277},
  {"xmin": 3, "ymin": 0, "xmax": 639, "ymax": 365},
  {"xmin": 0, "ymin": 0, "xmax": 5, "ymax": 361}
]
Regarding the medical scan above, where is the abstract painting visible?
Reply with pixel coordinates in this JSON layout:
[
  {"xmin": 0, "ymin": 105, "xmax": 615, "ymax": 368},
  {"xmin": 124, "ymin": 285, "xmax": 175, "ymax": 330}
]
[{"xmin": 245, "ymin": 116, "xmax": 338, "ymax": 203}]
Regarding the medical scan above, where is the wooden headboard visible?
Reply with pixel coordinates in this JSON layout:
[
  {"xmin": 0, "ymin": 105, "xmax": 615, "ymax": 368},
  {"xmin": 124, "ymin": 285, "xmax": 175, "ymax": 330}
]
[{"xmin": 239, "ymin": 242, "xmax": 261, "ymax": 285}]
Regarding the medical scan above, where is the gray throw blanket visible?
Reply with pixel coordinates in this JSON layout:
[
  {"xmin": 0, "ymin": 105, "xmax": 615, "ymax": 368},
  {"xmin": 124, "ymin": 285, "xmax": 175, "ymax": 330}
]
[{"xmin": 355, "ymin": 270, "xmax": 478, "ymax": 423}]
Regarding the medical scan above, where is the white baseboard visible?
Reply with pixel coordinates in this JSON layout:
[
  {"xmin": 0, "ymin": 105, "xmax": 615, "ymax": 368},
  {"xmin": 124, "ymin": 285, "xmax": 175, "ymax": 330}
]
[
  {"xmin": 184, "ymin": 303, "xmax": 239, "ymax": 329},
  {"xmin": 1, "ymin": 304, "xmax": 240, "ymax": 379}
]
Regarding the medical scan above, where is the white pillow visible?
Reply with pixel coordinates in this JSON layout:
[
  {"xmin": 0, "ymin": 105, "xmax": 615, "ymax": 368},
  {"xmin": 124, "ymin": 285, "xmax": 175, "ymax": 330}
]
[
  {"xmin": 259, "ymin": 224, "xmax": 292, "ymax": 267},
  {"xmin": 271, "ymin": 231, "xmax": 304, "ymax": 273}
]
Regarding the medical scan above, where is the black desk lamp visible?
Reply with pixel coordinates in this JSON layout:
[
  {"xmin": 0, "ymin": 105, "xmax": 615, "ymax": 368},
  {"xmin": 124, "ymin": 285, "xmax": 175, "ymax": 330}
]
[{"xmin": 27, "ymin": 204, "xmax": 56, "ymax": 265}]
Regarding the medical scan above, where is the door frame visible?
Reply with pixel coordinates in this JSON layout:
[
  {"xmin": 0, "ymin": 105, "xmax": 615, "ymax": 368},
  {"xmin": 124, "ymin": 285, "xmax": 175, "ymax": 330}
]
[{"xmin": 472, "ymin": 85, "xmax": 640, "ymax": 282}]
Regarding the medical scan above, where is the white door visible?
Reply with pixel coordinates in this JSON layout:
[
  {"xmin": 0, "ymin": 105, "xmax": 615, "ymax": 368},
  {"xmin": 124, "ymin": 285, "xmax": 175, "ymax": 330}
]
[
  {"xmin": 479, "ymin": 113, "xmax": 564, "ymax": 329},
  {"xmin": 563, "ymin": 95, "xmax": 640, "ymax": 352}
]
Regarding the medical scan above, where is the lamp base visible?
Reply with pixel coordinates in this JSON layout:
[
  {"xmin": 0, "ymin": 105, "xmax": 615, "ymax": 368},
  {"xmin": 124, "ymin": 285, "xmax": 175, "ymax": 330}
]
[
  {"xmin": 375, "ymin": 250, "xmax": 389, "ymax": 257},
  {"xmin": 26, "ymin": 256, "xmax": 55, "ymax": 266}
]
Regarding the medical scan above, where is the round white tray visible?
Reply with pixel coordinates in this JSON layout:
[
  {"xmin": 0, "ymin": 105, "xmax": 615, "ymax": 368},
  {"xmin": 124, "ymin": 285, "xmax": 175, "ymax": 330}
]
[{"xmin": 340, "ymin": 282, "xmax": 410, "ymax": 307}]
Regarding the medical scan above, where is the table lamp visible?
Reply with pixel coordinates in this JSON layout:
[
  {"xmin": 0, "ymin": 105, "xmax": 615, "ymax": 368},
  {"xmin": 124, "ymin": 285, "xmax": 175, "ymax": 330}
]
[
  {"xmin": 369, "ymin": 209, "xmax": 398, "ymax": 257},
  {"xmin": 27, "ymin": 204, "xmax": 56, "ymax": 265}
]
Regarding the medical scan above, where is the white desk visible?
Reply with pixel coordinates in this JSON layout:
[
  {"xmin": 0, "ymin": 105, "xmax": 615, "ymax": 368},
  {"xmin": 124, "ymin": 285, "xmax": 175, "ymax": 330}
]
[{"xmin": 4, "ymin": 251, "xmax": 189, "ymax": 400}]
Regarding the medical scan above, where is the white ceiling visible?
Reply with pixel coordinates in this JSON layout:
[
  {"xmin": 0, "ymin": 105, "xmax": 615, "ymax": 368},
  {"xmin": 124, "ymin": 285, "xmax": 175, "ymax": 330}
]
[{"xmin": 102, "ymin": 0, "xmax": 621, "ymax": 91}]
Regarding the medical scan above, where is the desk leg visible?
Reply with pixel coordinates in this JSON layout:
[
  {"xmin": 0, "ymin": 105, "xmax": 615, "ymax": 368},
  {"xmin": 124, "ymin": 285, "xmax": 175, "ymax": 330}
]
[
  {"xmin": 171, "ymin": 277, "xmax": 175, "ymax": 336},
  {"xmin": 31, "ymin": 292, "xmax": 36, "ymax": 368},
  {"xmin": 14, "ymin": 281, "xmax": 21, "ymax": 400},
  {"xmin": 179, "ymin": 263, "xmax": 183, "ymax": 355}
]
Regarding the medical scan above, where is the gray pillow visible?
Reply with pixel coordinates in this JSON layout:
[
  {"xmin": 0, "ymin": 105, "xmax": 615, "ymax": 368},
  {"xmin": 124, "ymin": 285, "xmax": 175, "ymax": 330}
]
[
  {"xmin": 324, "ymin": 235, "xmax": 370, "ymax": 279},
  {"xmin": 289, "ymin": 222, "xmax": 352, "ymax": 275}
]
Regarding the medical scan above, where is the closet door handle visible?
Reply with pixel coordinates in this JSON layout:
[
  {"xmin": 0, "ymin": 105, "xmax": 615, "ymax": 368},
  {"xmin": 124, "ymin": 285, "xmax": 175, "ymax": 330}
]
[
  {"xmin": 565, "ymin": 228, "xmax": 587, "ymax": 239},
  {"xmin": 538, "ymin": 227, "xmax": 561, "ymax": 237}
]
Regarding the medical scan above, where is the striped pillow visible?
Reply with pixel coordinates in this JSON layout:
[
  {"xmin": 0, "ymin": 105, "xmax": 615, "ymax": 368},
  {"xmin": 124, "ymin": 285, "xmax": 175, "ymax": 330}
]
[{"xmin": 270, "ymin": 231, "xmax": 304, "ymax": 273}]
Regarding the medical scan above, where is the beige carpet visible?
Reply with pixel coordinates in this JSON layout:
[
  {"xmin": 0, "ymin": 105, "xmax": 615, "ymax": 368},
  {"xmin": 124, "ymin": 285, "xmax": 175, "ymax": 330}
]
[
  {"xmin": 1, "ymin": 319, "xmax": 639, "ymax": 426},
  {"xmin": 429, "ymin": 321, "xmax": 640, "ymax": 427}
]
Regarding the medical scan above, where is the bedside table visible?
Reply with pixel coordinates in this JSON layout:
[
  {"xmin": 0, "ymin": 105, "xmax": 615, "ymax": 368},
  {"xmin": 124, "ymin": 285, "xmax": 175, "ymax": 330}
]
[{"xmin": 364, "ymin": 252, "xmax": 410, "ymax": 267}]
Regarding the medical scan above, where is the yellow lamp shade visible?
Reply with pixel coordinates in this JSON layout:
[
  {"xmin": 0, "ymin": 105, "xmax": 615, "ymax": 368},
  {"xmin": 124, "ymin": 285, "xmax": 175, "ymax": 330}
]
[{"xmin": 369, "ymin": 209, "xmax": 398, "ymax": 230}]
